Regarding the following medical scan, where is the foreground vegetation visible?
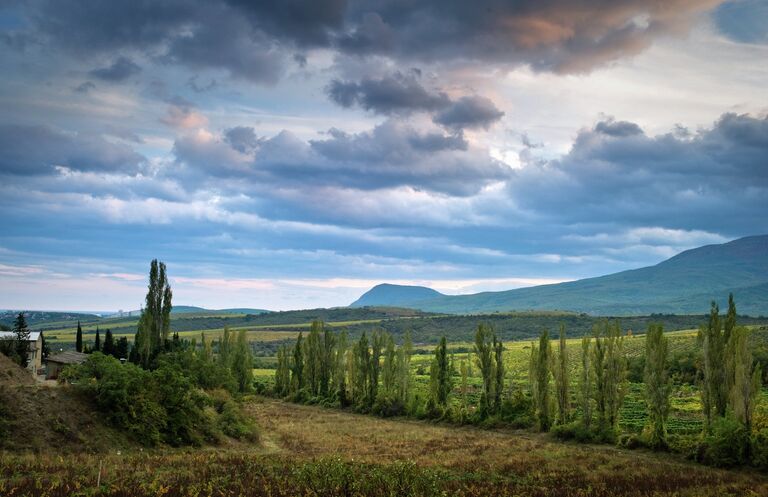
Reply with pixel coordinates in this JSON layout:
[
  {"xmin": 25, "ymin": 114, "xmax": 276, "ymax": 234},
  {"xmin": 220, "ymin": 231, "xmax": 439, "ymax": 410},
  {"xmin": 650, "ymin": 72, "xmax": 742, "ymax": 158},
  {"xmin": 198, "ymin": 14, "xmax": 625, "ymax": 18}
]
[{"xmin": 2, "ymin": 398, "xmax": 766, "ymax": 497}]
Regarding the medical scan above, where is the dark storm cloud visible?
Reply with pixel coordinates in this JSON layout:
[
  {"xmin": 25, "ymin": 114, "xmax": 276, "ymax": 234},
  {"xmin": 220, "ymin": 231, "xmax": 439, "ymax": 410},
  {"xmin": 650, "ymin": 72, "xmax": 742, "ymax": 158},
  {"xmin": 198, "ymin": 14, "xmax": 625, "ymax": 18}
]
[
  {"xmin": 594, "ymin": 119, "xmax": 644, "ymax": 137},
  {"xmin": 326, "ymin": 73, "xmax": 504, "ymax": 130},
  {"xmin": 18, "ymin": 0, "xmax": 725, "ymax": 82},
  {"xmin": 28, "ymin": 0, "xmax": 287, "ymax": 84},
  {"xmin": 338, "ymin": 0, "xmax": 723, "ymax": 73},
  {"xmin": 173, "ymin": 119, "xmax": 507, "ymax": 196},
  {"xmin": 0, "ymin": 124, "xmax": 146, "ymax": 176},
  {"xmin": 224, "ymin": 0, "xmax": 347, "ymax": 46},
  {"xmin": 326, "ymin": 72, "xmax": 450, "ymax": 114},
  {"xmin": 432, "ymin": 96, "xmax": 505, "ymax": 131},
  {"xmin": 88, "ymin": 56, "xmax": 142, "ymax": 82},
  {"xmin": 511, "ymin": 113, "xmax": 768, "ymax": 231},
  {"xmin": 224, "ymin": 126, "xmax": 261, "ymax": 154}
]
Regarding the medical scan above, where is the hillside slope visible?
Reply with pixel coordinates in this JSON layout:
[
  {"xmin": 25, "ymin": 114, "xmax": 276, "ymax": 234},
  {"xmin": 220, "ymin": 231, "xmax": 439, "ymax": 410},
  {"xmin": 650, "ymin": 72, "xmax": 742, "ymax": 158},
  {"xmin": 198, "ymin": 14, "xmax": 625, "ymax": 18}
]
[
  {"xmin": 352, "ymin": 235, "xmax": 768, "ymax": 315},
  {"xmin": 0, "ymin": 354, "xmax": 134, "ymax": 452}
]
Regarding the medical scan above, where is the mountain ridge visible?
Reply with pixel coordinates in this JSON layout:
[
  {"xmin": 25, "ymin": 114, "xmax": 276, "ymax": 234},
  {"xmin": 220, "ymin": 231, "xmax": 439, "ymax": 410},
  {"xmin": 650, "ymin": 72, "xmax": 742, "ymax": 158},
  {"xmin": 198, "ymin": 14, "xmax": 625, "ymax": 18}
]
[{"xmin": 350, "ymin": 235, "xmax": 768, "ymax": 316}]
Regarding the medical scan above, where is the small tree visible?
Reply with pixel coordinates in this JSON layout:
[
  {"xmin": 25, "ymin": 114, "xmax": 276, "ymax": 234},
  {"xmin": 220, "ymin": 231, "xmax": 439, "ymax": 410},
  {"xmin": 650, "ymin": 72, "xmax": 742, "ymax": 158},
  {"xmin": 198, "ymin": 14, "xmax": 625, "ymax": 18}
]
[{"xmin": 644, "ymin": 323, "xmax": 670, "ymax": 449}]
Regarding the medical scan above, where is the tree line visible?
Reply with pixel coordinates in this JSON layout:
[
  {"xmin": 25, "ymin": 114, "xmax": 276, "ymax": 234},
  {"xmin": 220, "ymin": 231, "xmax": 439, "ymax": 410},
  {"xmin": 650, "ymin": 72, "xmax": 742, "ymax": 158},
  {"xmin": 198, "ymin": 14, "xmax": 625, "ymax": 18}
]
[{"xmin": 271, "ymin": 294, "xmax": 765, "ymax": 468}]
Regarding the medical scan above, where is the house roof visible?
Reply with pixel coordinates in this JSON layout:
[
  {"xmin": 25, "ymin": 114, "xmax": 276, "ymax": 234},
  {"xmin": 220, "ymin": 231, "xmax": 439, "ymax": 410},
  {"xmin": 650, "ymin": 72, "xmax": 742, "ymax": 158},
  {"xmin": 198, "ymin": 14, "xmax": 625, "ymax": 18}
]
[
  {"xmin": 47, "ymin": 351, "xmax": 88, "ymax": 365},
  {"xmin": 0, "ymin": 331, "xmax": 41, "ymax": 342}
]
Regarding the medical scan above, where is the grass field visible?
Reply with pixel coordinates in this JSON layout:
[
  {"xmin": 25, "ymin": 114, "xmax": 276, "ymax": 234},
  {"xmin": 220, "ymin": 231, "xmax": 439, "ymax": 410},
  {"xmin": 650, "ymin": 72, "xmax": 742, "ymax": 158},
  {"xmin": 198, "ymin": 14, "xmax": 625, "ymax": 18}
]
[{"xmin": 1, "ymin": 398, "xmax": 765, "ymax": 496}]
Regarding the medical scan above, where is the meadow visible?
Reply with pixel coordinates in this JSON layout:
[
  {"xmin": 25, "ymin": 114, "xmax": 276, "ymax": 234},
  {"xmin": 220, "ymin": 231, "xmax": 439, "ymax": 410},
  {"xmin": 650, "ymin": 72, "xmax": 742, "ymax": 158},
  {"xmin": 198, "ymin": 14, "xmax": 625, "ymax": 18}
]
[{"xmin": 2, "ymin": 398, "xmax": 766, "ymax": 497}]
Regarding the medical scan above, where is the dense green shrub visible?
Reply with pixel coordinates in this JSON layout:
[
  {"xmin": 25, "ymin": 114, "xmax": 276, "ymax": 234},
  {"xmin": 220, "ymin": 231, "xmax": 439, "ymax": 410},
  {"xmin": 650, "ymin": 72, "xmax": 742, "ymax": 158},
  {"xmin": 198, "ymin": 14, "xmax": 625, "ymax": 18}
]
[
  {"xmin": 62, "ymin": 353, "xmax": 255, "ymax": 446},
  {"xmin": 751, "ymin": 428, "xmax": 768, "ymax": 470},
  {"xmin": 701, "ymin": 416, "xmax": 750, "ymax": 467}
]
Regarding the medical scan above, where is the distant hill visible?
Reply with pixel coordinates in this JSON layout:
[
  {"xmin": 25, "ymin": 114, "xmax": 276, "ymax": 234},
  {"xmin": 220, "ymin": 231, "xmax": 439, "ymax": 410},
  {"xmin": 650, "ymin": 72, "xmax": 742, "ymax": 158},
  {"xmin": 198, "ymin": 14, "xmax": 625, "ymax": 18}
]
[
  {"xmin": 170, "ymin": 306, "xmax": 271, "ymax": 315},
  {"xmin": 351, "ymin": 235, "xmax": 768, "ymax": 316},
  {"xmin": 350, "ymin": 284, "xmax": 445, "ymax": 308}
]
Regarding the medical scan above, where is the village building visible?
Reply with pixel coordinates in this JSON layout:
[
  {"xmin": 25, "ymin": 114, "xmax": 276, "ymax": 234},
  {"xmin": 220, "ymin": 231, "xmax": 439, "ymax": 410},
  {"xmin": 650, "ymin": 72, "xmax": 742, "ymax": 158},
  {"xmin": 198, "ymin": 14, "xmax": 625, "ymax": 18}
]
[
  {"xmin": 45, "ymin": 350, "xmax": 88, "ymax": 380},
  {"xmin": 0, "ymin": 331, "xmax": 43, "ymax": 374}
]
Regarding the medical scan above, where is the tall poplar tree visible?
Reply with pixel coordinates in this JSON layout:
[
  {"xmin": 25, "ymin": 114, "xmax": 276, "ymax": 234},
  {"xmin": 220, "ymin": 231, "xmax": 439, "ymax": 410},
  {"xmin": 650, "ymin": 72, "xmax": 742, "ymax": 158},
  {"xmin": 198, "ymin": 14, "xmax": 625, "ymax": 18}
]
[
  {"xmin": 580, "ymin": 336, "xmax": 593, "ymax": 430},
  {"xmin": 531, "ymin": 329, "xmax": 552, "ymax": 431},
  {"xmin": 699, "ymin": 301, "xmax": 726, "ymax": 431},
  {"xmin": 335, "ymin": 330, "xmax": 349, "ymax": 405},
  {"xmin": 493, "ymin": 336, "xmax": 505, "ymax": 412},
  {"xmin": 730, "ymin": 326, "xmax": 761, "ymax": 433},
  {"xmin": 430, "ymin": 336, "xmax": 452, "ymax": 407},
  {"xmin": 396, "ymin": 330, "xmax": 413, "ymax": 404},
  {"xmin": 644, "ymin": 323, "xmax": 670, "ymax": 449},
  {"xmin": 474, "ymin": 323, "xmax": 494, "ymax": 417},
  {"xmin": 232, "ymin": 329, "xmax": 254, "ymax": 393},
  {"xmin": 553, "ymin": 324, "xmax": 570, "ymax": 425},
  {"xmin": 291, "ymin": 332, "xmax": 304, "ymax": 393},
  {"xmin": 133, "ymin": 259, "xmax": 173, "ymax": 368}
]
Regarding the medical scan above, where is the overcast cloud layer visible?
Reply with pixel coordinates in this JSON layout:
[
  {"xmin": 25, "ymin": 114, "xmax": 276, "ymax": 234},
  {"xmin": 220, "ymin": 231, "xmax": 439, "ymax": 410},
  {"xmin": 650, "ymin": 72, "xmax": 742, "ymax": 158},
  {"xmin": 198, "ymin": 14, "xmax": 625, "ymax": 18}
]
[{"xmin": 0, "ymin": 0, "xmax": 766, "ymax": 311}]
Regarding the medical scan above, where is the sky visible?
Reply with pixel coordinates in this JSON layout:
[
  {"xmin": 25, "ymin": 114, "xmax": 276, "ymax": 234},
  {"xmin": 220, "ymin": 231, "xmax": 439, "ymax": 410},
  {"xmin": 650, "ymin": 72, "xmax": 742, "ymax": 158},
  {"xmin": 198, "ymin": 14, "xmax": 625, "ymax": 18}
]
[{"xmin": 0, "ymin": 0, "xmax": 767, "ymax": 312}]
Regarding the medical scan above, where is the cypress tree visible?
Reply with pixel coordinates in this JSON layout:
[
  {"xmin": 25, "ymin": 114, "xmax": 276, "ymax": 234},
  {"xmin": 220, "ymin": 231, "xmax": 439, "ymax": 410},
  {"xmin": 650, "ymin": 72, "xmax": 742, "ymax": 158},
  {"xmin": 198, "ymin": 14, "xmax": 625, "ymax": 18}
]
[
  {"xmin": 103, "ymin": 329, "xmax": 115, "ymax": 356},
  {"xmin": 553, "ymin": 324, "xmax": 570, "ymax": 425},
  {"xmin": 75, "ymin": 320, "xmax": 83, "ymax": 353},
  {"xmin": 12, "ymin": 312, "xmax": 30, "ymax": 368},
  {"xmin": 94, "ymin": 327, "xmax": 101, "ymax": 352},
  {"xmin": 644, "ymin": 323, "xmax": 670, "ymax": 449},
  {"xmin": 116, "ymin": 336, "xmax": 129, "ymax": 359}
]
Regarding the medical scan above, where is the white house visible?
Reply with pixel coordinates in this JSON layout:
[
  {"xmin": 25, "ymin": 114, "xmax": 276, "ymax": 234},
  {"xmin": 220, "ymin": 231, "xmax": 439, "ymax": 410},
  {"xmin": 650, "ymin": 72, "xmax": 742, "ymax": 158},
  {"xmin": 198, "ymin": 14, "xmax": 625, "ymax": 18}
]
[{"xmin": 0, "ymin": 331, "xmax": 43, "ymax": 374}]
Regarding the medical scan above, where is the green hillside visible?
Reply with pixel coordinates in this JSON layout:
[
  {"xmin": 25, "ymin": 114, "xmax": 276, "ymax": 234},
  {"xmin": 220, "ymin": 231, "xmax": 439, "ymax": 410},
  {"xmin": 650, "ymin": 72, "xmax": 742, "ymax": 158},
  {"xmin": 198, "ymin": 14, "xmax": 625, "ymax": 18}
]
[{"xmin": 351, "ymin": 235, "xmax": 768, "ymax": 316}]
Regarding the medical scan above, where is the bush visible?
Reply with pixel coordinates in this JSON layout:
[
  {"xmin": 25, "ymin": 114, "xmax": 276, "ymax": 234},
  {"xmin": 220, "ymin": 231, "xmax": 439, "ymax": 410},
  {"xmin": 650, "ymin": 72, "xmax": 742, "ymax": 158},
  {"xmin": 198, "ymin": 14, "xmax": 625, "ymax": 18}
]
[
  {"xmin": 751, "ymin": 429, "xmax": 768, "ymax": 470},
  {"xmin": 701, "ymin": 417, "xmax": 750, "ymax": 467},
  {"xmin": 371, "ymin": 395, "xmax": 406, "ymax": 417},
  {"xmin": 498, "ymin": 390, "xmax": 533, "ymax": 428}
]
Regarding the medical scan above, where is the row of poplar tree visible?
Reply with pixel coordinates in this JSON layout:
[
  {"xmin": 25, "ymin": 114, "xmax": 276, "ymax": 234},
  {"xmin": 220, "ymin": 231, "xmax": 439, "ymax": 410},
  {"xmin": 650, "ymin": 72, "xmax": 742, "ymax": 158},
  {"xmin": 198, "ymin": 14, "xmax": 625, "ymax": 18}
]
[{"xmin": 273, "ymin": 294, "xmax": 762, "ymax": 454}]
